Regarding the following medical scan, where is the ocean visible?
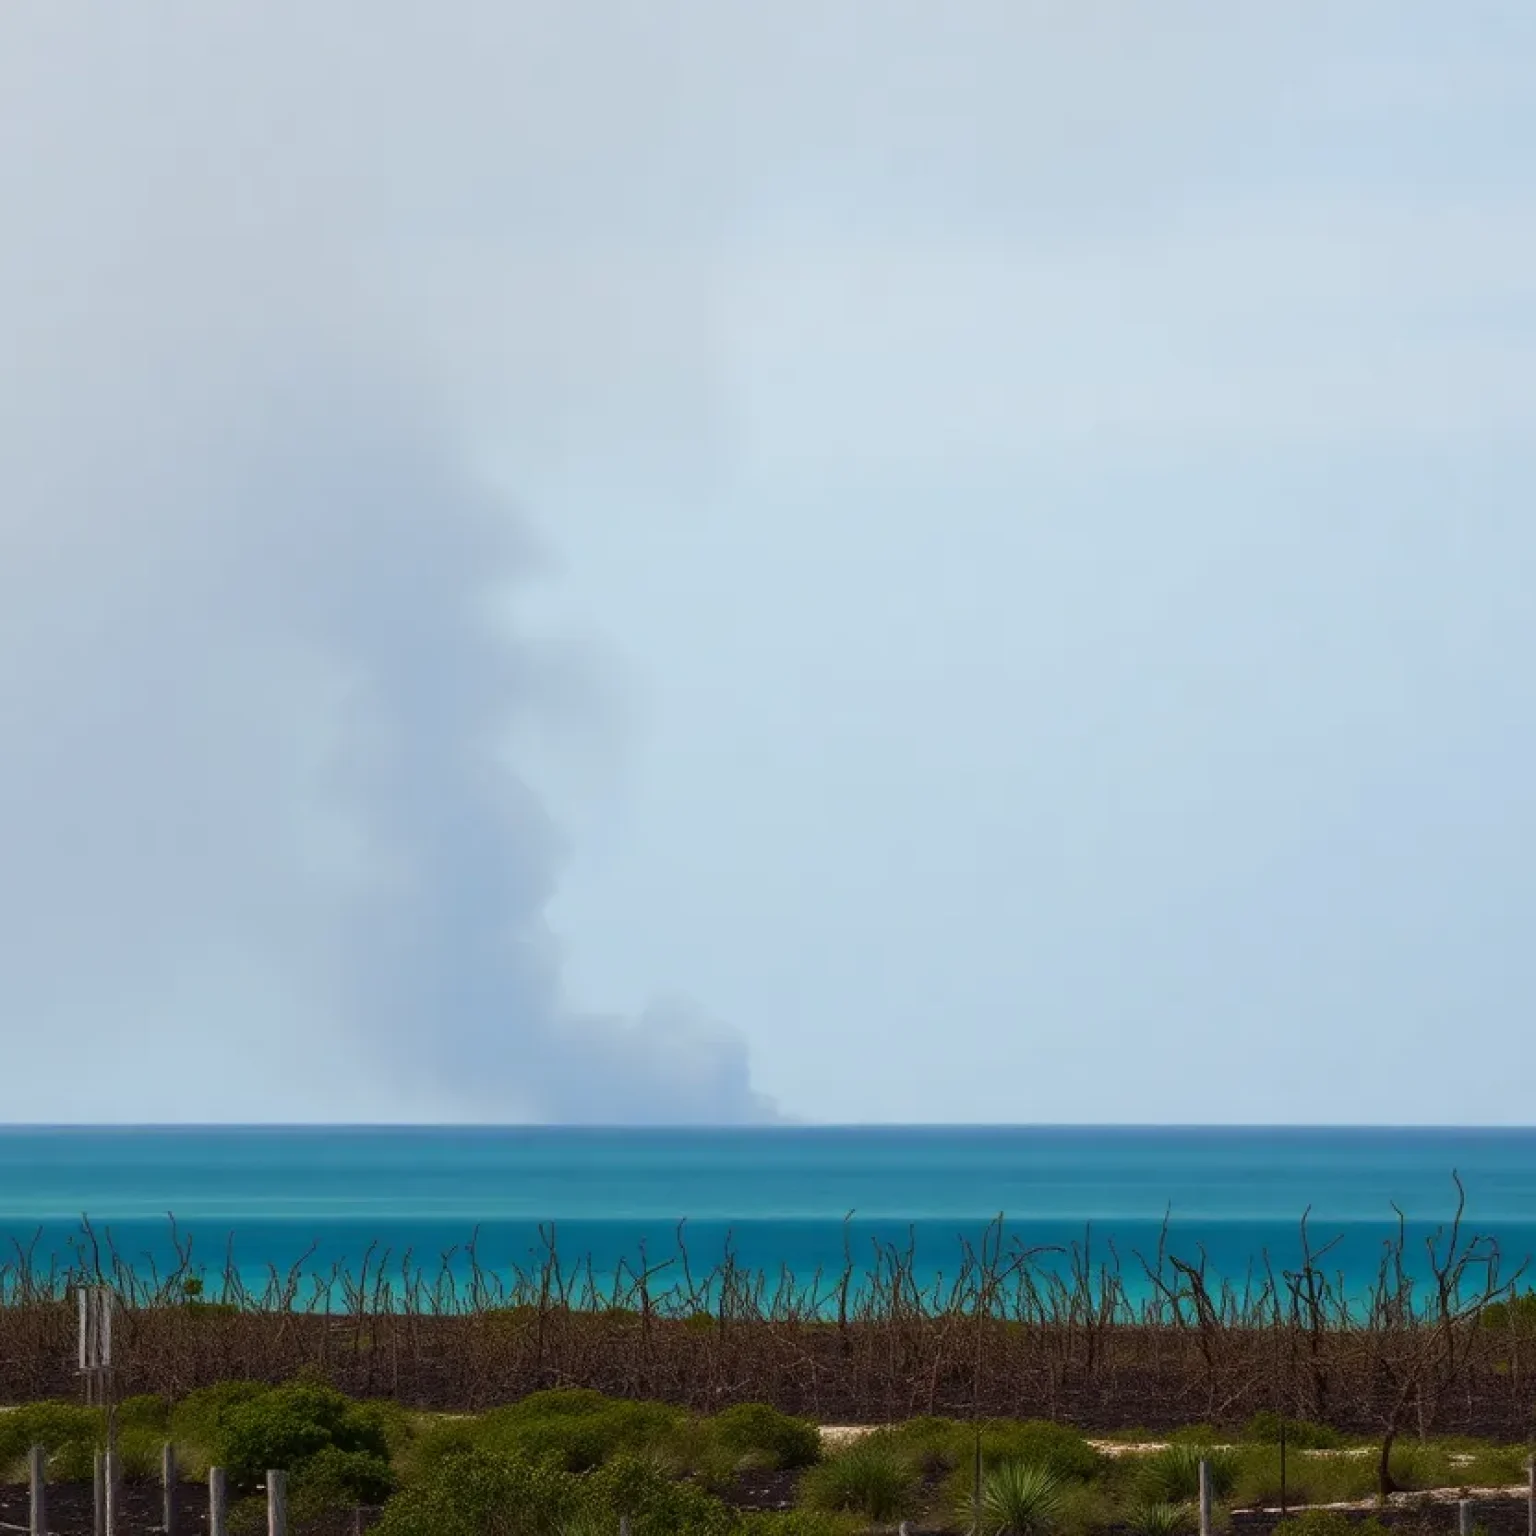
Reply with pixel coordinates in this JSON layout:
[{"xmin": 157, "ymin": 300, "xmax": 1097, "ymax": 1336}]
[{"xmin": 1, "ymin": 1125, "xmax": 1533, "ymax": 1310}]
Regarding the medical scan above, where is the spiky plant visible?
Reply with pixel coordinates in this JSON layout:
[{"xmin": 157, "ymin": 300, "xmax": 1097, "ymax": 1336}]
[
  {"xmin": 1136, "ymin": 1444, "xmax": 1237, "ymax": 1504},
  {"xmin": 1124, "ymin": 1500, "xmax": 1198, "ymax": 1536},
  {"xmin": 973, "ymin": 1460, "xmax": 1066, "ymax": 1536}
]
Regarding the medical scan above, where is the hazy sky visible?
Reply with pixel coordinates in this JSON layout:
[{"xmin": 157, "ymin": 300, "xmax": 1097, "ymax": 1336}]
[{"xmin": 2, "ymin": 4, "xmax": 1533, "ymax": 1124}]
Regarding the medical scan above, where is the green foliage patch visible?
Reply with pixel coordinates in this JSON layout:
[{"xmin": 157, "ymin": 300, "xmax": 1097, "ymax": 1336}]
[{"xmin": 799, "ymin": 1432, "xmax": 921, "ymax": 1524}]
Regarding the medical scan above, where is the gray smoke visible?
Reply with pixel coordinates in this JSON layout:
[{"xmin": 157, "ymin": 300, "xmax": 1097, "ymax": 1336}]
[{"xmin": 0, "ymin": 4, "xmax": 776, "ymax": 1123}]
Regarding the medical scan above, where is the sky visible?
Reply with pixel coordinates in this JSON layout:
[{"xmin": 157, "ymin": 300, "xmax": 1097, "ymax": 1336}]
[{"xmin": 1, "ymin": 3, "xmax": 1534, "ymax": 1125}]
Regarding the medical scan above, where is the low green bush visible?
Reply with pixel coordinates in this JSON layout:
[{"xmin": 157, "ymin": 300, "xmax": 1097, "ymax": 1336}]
[
  {"xmin": 1231, "ymin": 1445, "xmax": 1321, "ymax": 1508},
  {"xmin": 114, "ymin": 1393, "xmax": 174, "ymax": 1479},
  {"xmin": 706, "ymin": 1403, "xmax": 821, "ymax": 1471},
  {"xmin": 908, "ymin": 1417, "xmax": 1104, "ymax": 1502},
  {"xmin": 1242, "ymin": 1413, "xmax": 1344, "ymax": 1451},
  {"xmin": 800, "ymin": 1432, "xmax": 921, "ymax": 1524},
  {"xmin": 1273, "ymin": 1511, "xmax": 1390, "ymax": 1536},
  {"xmin": 1479, "ymin": 1292, "xmax": 1536, "ymax": 1333},
  {"xmin": 210, "ymin": 1381, "xmax": 392, "ymax": 1494},
  {"xmin": 471, "ymin": 1391, "xmax": 687, "ymax": 1473},
  {"xmin": 1123, "ymin": 1501, "xmax": 1197, "ymax": 1536},
  {"xmin": 293, "ymin": 1444, "xmax": 396, "ymax": 1505},
  {"xmin": 738, "ymin": 1513, "xmax": 864, "ymax": 1536},
  {"xmin": 168, "ymin": 1381, "xmax": 269, "ymax": 1474},
  {"xmin": 977, "ymin": 1422, "xmax": 1104, "ymax": 1484},
  {"xmin": 585, "ymin": 1453, "xmax": 739, "ymax": 1536},
  {"xmin": 1134, "ymin": 1444, "xmax": 1238, "ymax": 1504},
  {"xmin": 374, "ymin": 1448, "xmax": 584, "ymax": 1536},
  {"xmin": 374, "ymin": 1448, "xmax": 736, "ymax": 1536},
  {"xmin": 0, "ymin": 1401, "xmax": 100, "ymax": 1482}
]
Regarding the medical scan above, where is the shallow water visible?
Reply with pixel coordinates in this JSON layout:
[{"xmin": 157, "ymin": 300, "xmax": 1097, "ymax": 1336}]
[{"xmin": 1, "ymin": 1124, "xmax": 1531, "ymax": 1308}]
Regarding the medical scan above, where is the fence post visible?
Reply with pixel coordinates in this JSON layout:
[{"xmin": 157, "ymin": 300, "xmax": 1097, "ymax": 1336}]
[
  {"xmin": 209, "ymin": 1467, "xmax": 228, "ymax": 1536},
  {"xmin": 163, "ymin": 1441, "xmax": 178, "ymax": 1536},
  {"xmin": 1459, "ymin": 1499, "xmax": 1472, "ymax": 1536},
  {"xmin": 92, "ymin": 1449, "xmax": 105, "ymax": 1536},
  {"xmin": 104, "ymin": 1447, "xmax": 121, "ymax": 1536},
  {"xmin": 268, "ymin": 1470, "xmax": 289, "ymax": 1536},
  {"xmin": 28, "ymin": 1444, "xmax": 46, "ymax": 1536},
  {"xmin": 1528, "ymin": 1459, "xmax": 1535, "ymax": 1536},
  {"xmin": 1198, "ymin": 1458, "xmax": 1213, "ymax": 1536}
]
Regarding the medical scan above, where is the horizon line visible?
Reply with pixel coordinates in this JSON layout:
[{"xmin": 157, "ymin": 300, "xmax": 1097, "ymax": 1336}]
[{"xmin": 1, "ymin": 1121, "xmax": 1533, "ymax": 1133}]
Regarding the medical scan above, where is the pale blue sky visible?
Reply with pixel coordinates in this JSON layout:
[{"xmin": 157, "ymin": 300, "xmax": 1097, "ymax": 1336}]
[{"xmin": 1, "ymin": 4, "xmax": 1533, "ymax": 1123}]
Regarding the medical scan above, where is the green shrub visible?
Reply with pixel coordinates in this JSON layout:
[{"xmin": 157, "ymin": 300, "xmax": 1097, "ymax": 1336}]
[
  {"xmin": 976, "ymin": 1423, "xmax": 1104, "ymax": 1484},
  {"xmin": 376, "ymin": 1447, "xmax": 735, "ymax": 1536},
  {"xmin": 473, "ymin": 1391, "xmax": 687, "ymax": 1473},
  {"xmin": 0, "ymin": 1401, "xmax": 101, "ymax": 1482},
  {"xmin": 707, "ymin": 1404, "xmax": 821, "ymax": 1471},
  {"xmin": 883, "ymin": 1416, "xmax": 964, "ymax": 1477},
  {"xmin": 212, "ymin": 1382, "xmax": 390, "ymax": 1493},
  {"xmin": 1165, "ymin": 1426, "xmax": 1224, "ymax": 1447},
  {"xmin": 111, "ymin": 1393, "xmax": 175, "ymax": 1479},
  {"xmin": 939, "ymin": 1420, "xmax": 1106, "ymax": 1510},
  {"xmin": 1231, "ymin": 1445, "xmax": 1323, "ymax": 1508},
  {"xmin": 1479, "ymin": 1292, "xmax": 1536, "ymax": 1333},
  {"xmin": 1273, "ymin": 1512, "xmax": 1390, "ymax": 1536},
  {"xmin": 586, "ymin": 1453, "xmax": 738, "ymax": 1536},
  {"xmin": 800, "ymin": 1433, "xmax": 920, "ymax": 1523},
  {"xmin": 294, "ymin": 1444, "xmax": 396, "ymax": 1505},
  {"xmin": 1456, "ymin": 1443, "xmax": 1531, "ymax": 1486},
  {"xmin": 169, "ymin": 1381, "xmax": 269, "ymax": 1474},
  {"xmin": 1135, "ymin": 1444, "xmax": 1238, "ymax": 1504},
  {"xmin": 739, "ymin": 1513, "xmax": 864, "ymax": 1536},
  {"xmin": 349, "ymin": 1399, "xmax": 418, "ymax": 1460},
  {"xmin": 402, "ymin": 1417, "xmax": 479, "ymax": 1479},
  {"xmin": 974, "ymin": 1461, "xmax": 1067, "ymax": 1535},
  {"xmin": 374, "ymin": 1448, "xmax": 583, "ymax": 1536},
  {"xmin": 1242, "ymin": 1414, "xmax": 1344, "ymax": 1451},
  {"xmin": 1123, "ymin": 1501, "xmax": 1197, "ymax": 1536}
]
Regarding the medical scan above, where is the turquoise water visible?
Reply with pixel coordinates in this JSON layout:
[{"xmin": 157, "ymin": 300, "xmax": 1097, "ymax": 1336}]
[{"xmin": 0, "ymin": 1125, "xmax": 1532, "ymax": 1308}]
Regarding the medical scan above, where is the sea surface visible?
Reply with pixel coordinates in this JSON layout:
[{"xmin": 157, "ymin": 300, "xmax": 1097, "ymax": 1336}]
[{"xmin": 1, "ymin": 1125, "xmax": 1533, "ymax": 1311}]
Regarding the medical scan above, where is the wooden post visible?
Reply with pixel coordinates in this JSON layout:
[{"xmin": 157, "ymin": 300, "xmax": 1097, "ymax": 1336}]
[
  {"xmin": 209, "ymin": 1467, "xmax": 228, "ymax": 1536},
  {"xmin": 1198, "ymin": 1458, "xmax": 1213, "ymax": 1536},
  {"xmin": 104, "ymin": 1448, "xmax": 121, "ymax": 1536},
  {"xmin": 162, "ymin": 1441, "xmax": 178, "ymax": 1536},
  {"xmin": 1459, "ymin": 1499, "xmax": 1472, "ymax": 1536},
  {"xmin": 1527, "ymin": 1459, "xmax": 1535, "ymax": 1536},
  {"xmin": 93, "ymin": 1449, "xmax": 105, "ymax": 1536},
  {"xmin": 28, "ymin": 1444, "xmax": 46, "ymax": 1536},
  {"xmin": 268, "ymin": 1470, "xmax": 289, "ymax": 1536}
]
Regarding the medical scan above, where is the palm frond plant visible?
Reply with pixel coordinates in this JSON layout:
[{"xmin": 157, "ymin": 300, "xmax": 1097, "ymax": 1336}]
[{"xmin": 1124, "ymin": 1500, "xmax": 1198, "ymax": 1536}]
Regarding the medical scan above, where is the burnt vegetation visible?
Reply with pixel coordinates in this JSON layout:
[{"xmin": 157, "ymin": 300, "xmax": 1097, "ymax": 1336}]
[{"xmin": 1, "ymin": 1180, "xmax": 1532, "ymax": 1464}]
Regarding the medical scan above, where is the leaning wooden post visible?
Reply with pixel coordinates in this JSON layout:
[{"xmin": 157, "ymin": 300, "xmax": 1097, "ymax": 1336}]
[
  {"xmin": 268, "ymin": 1470, "xmax": 289, "ymax": 1536},
  {"xmin": 92, "ymin": 1449, "xmax": 105, "ymax": 1536},
  {"xmin": 1198, "ymin": 1458, "xmax": 1213, "ymax": 1536},
  {"xmin": 162, "ymin": 1441, "xmax": 178, "ymax": 1536},
  {"xmin": 1459, "ymin": 1499, "xmax": 1473, "ymax": 1536},
  {"xmin": 28, "ymin": 1444, "xmax": 47, "ymax": 1536},
  {"xmin": 209, "ymin": 1467, "xmax": 228, "ymax": 1536}
]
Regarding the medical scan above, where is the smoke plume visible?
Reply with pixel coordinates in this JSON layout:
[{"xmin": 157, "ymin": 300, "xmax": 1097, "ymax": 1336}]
[{"xmin": 0, "ymin": 3, "xmax": 777, "ymax": 1123}]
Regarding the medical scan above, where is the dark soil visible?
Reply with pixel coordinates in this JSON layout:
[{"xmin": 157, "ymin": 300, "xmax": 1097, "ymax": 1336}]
[
  {"xmin": 3, "ymin": 1479, "xmax": 1531, "ymax": 1536},
  {"xmin": 0, "ymin": 1480, "xmax": 383, "ymax": 1536}
]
